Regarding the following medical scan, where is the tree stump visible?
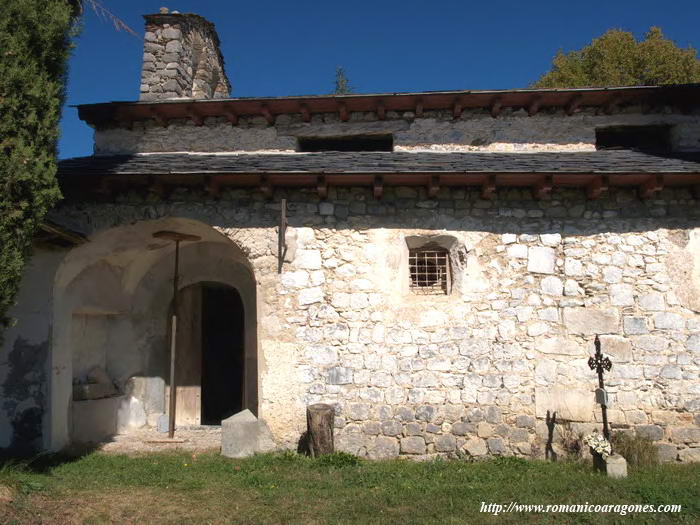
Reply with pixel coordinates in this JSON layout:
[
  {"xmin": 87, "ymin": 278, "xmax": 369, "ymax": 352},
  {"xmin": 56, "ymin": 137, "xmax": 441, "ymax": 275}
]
[{"xmin": 306, "ymin": 403, "xmax": 334, "ymax": 457}]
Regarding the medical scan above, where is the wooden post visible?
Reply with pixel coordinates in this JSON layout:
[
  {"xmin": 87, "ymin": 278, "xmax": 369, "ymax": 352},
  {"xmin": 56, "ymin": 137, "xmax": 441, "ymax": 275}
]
[
  {"xmin": 278, "ymin": 198, "xmax": 287, "ymax": 274},
  {"xmin": 168, "ymin": 239, "xmax": 180, "ymax": 439},
  {"xmin": 152, "ymin": 230, "xmax": 202, "ymax": 440},
  {"xmin": 306, "ymin": 403, "xmax": 334, "ymax": 457}
]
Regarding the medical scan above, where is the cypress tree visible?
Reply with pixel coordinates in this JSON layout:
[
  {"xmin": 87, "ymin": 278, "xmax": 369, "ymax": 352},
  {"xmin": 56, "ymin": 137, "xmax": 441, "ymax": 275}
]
[{"xmin": 0, "ymin": 0, "xmax": 78, "ymax": 339}]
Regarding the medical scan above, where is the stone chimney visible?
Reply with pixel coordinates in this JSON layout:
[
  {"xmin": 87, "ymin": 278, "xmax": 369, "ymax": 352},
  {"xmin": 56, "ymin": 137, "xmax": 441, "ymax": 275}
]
[{"xmin": 139, "ymin": 8, "xmax": 231, "ymax": 101}]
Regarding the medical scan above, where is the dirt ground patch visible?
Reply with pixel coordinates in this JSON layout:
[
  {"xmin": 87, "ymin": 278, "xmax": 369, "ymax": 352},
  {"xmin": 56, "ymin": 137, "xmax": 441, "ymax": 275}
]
[
  {"xmin": 84, "ymin": 427, "xmax": 222, "ymax": 456},
  {"xmin": 0, "ymin": 484, "xmax": 14, "ymax": 504},
  {"xmin": 13, "ymin": 489, "xmax": 216, "ymax": 525}
]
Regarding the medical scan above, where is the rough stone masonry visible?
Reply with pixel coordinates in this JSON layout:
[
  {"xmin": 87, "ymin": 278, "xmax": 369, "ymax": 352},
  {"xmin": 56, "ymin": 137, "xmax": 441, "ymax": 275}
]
[
  {"xmin": 49, "ymin": 184, "xmax": 700, "ymax": 462},
  {"xmin": 140, "ymin": 9, "xmax": 230, "ymax": 100}
]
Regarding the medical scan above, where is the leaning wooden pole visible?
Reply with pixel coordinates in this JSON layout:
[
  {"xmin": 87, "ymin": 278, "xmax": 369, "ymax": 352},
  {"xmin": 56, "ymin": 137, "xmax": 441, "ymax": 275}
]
[
  {"xmin": 307, "ymin": 403, "xmax": 334, "ymax": 457},
  {"xmin": 152, "ymin": 230, "xmax": 202, "ymax": 441}
]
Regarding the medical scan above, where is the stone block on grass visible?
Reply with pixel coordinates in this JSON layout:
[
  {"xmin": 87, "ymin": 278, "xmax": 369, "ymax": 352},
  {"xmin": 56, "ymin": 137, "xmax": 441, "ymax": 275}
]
[{"xmin": 221, "ymin": 409, "xmax": 277, "ymax": 458}]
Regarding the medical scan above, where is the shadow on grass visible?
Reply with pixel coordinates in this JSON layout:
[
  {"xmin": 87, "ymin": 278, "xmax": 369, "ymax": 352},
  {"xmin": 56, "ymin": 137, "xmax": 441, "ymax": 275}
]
[{"xmin": 0, "ymin": 442, "xmax": 101, "ymax": 475}]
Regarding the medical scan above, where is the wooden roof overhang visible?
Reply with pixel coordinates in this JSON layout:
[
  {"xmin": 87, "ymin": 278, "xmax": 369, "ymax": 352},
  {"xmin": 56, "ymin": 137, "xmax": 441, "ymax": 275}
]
[
  {"xmin": 35, "ymin": 221, "xmax": 87, "ymax": 247},
  {"xmin": 59, "ymin": 169, "xmax": 700, "ymax": 201},
  {"xmin": 77, "ymin": 84, "xmax": 700, "ymax": 129}
]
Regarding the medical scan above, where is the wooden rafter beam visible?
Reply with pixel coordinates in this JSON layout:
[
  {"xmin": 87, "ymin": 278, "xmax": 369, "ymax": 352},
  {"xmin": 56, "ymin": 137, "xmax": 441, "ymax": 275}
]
[
  {"xmin": 428, "ymin": 175, "xmax": 440, "ymax": 198},
  {"xmin": 565, "ymin": 94, "xmax": 583, "ymax": 116},
  {"xmin": 377, "ymin": 100, "xmax": 386, "ymax": 120},
  {"xmin": 490, "ymin": 97, "xmax": 503, "ymax": 118},
  {"xmin": 586, "ymin": 175, "xmax": 609, "ymax": 200},
  {"xmin": 261, "ymin": 105, "xmax": 275, "ymax": 125},
  {"xmin": 300, "ymin": 103, "xmax": 311, "ymax": 123},
  {"xmin": 38, "ymin": 222, "xmax": 87, "ymax": 246},
  {"xmin": 206, "ymin": 176, "xmax": 220, "ymax": 199},
  {"xmin": 149, "ymin": 106, "xmax": 168, "ymax": 127},
  {"xmin": 533, "ymin": 174, "xmax": 553, "ymax": 199},
  {"xmin": 338, "ymin": 102, "xmax": 349, "ymax": 122},
  {"xmin": 603, "ymin": 96, "xmax": 620, "ymax": 115},
  {"xmin": 415, "ymin": 98, "xmax": 424, "ymax": 118},
  {"xmin": 527, "ymin": 96, "xmax": 542, "ymax": 117},
  {"xmin": 317, "ymin": 175, "xmax": 328, "ymax": 199},
  {"xmin": 373, "ymin": 175, "xmax": 383, "ymax": 199},
  {"xmin": 260, "ymin": 175, "xmax": 273, "ymax": 199},
  {"xmin": 481, "ymin": 175, "xmax": 496, "ymax": 199},
  {"xmin": 186, "ymin": 105, "xmax": 204, "ymax": 126},
  {"xmin": 640, "ymin": 174, "xmax": 663, "ymax": 199},
  {"xmin": 223, "ymin": 104, "xmax": 238, "ymax": 125},
  {"xmin": 452, "ymin": 99, "xmax": 463, "ymax": 119}
]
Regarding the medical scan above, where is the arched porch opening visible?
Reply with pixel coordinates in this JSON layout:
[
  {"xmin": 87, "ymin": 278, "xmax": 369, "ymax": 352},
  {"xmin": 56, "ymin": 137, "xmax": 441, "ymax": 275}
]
[{"xmin": 50, "ymin": 218, "xmax": 258, "ymax": 450}]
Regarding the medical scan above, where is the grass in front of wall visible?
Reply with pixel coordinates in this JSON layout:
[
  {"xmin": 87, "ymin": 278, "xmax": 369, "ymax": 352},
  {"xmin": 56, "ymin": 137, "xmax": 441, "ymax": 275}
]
[{"xmin": 0, "ymin": 451, "xmax": 698, "ymax": 524}]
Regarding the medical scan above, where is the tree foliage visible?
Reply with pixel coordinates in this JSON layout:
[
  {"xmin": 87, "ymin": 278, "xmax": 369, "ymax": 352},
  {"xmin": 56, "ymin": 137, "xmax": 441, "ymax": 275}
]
[
  {"xmin": 333, "ymin": 67, "xmax": 354, "ymax": 95},
  {"xmin": 533, "ymin": 27, "xmax": 700, "ymax": 88},
  {"xmin": 0, "ymin": 0, "xmax": 77, "ymax": 336}
]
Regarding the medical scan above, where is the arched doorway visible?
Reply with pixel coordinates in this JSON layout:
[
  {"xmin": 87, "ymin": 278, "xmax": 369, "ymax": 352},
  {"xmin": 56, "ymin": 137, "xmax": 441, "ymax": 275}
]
[{"xmin": 170, "ymin": 282, "xmax": 247, "ymax": 426}]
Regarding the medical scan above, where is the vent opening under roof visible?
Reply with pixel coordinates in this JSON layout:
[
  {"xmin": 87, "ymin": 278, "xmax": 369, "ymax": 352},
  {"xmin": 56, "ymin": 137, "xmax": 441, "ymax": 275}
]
[
  {"xmin": 298, "ymin": 134, "xmax": 394, "ymax": 152},
  {"xmin": 595, "ymin": 125, "xmax": 672, "ymax": 152}
]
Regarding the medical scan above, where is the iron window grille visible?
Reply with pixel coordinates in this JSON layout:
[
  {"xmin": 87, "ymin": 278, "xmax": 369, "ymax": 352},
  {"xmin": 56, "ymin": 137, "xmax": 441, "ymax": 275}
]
[{"xmin": 408, "ymin": 248, "xmax": 451, "ymax": 295}]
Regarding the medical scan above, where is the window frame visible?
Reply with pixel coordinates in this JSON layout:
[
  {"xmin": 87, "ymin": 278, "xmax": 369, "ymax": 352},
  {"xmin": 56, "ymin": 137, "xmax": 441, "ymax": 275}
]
[{"xmin": 407, "ymin": 245, "xmax": 452, "ymax": 296}]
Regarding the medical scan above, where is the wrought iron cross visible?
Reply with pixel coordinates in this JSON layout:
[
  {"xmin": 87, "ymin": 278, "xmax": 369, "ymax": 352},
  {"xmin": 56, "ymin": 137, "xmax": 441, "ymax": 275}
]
[{"xmin": 588, "ymin": 335, "xmax": 613, "ymax": 440}]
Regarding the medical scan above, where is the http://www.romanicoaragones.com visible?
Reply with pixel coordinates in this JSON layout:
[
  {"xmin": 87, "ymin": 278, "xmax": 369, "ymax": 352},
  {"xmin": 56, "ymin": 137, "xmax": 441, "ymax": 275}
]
[{"xmin": 480, "ymin": 501, "xmax": 682, "ymax": 516}]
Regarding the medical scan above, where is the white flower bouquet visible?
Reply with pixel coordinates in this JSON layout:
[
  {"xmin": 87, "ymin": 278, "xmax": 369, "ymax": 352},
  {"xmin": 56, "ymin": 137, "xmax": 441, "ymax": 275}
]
[{"xmin": 583, "ymin": 432, "xmax": 612, "ymax": 458}]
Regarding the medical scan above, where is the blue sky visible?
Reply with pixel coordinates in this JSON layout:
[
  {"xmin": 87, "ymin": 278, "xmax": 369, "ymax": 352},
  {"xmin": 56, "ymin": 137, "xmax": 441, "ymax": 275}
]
[{"xmin": 59, "ymin": 0, "xmax": 700, "ymax": 158}]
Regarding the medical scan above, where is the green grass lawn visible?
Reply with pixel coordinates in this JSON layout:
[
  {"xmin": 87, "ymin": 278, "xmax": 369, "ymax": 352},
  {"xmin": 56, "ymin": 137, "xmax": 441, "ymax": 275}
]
[{"xmin": 0, "ymin": 451, "xmax": 698, "ymax": 524}]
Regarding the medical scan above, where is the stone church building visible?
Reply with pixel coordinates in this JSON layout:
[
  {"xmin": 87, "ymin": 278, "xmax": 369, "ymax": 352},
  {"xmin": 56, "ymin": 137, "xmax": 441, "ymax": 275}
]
[{"xmin": 1, "ymin": 10, "xmax": 699, "ymax": 461}]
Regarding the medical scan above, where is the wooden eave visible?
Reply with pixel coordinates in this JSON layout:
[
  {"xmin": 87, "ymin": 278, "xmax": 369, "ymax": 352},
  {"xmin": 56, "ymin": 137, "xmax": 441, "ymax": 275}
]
[
  {"xmin": 76, "ymin": 84, "xmax": 700, "ymax": 129},
  {"xmin": 36, "ymin": 221, "xmax": 88, "ymax": 247},
  {"xmin": 59, "ymin": 170, "xmax": 700, "ymax": 201}
]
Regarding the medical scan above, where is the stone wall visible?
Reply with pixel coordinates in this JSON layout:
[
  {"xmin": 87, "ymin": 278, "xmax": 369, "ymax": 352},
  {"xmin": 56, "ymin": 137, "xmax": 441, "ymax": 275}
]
[
  {"xmin": 140, "ymin": 11, "xmax": 230, "ymax": 101},
  {"xmin": 47, "ymin": 186, "xmax": 700, "ymax": 462},
  {"xmin": 93, "ymin": 108, "xmax": 700, "ymax": 155}
]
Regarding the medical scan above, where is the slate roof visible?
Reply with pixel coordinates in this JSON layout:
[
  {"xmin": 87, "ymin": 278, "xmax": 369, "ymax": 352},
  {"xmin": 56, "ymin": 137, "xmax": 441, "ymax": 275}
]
[{"xmin": 58, "ymin": 150, "xmax": 700, "ymax": 176}]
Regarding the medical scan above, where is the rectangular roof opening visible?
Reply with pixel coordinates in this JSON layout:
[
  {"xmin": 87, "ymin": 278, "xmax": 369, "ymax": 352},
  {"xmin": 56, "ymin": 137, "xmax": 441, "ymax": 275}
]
[
  {"xmin": 595, "ymin": 125, "xmax": 672, "ymax": 152},
  {"xmin": 298, "ymin": 134, "xmax": 394, "ymax": 152}
]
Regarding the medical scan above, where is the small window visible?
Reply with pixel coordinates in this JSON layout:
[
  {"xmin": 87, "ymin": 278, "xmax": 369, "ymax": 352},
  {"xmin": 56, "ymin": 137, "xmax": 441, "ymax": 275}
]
[
  {"xmin": 298, "ymin": 134, "xmax": 393, "ymax": 152},
  {"xmin": 409, "ymin": 247, "xmax": 451, "ymax": 295},
  {"xmin": 595, "ymin": 125, "xmax": 672, "ymax": 152}
]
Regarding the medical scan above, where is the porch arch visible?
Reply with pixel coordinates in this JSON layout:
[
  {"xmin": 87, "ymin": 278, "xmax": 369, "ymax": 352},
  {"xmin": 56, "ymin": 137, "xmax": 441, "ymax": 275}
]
[{"xmin": 50, "ymin": 218, "xmax": 258, "ymax": 450}]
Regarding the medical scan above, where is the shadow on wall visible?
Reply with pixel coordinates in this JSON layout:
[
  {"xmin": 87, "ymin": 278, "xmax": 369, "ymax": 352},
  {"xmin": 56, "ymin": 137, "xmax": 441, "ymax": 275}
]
[{"xmin": 1, "ymin": 338, "xmax": 48, "ymax": 456}]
